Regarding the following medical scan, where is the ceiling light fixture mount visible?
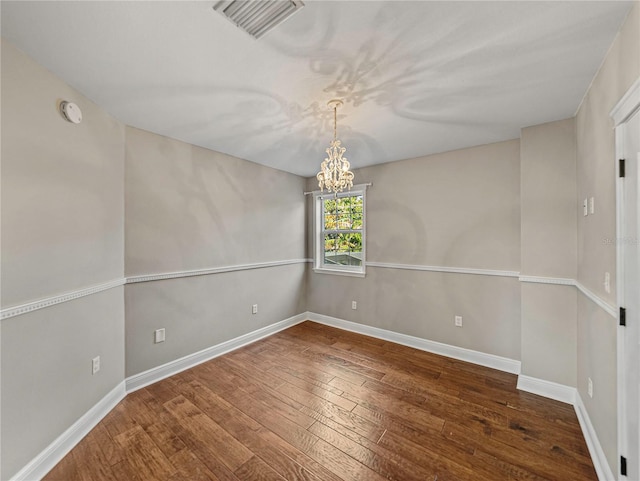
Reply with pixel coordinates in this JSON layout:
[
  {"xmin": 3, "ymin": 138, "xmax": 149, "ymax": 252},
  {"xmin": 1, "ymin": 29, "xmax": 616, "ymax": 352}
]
[{"xmin": 317, "ymin": 99, "xmax": 354, "ymax": 194}]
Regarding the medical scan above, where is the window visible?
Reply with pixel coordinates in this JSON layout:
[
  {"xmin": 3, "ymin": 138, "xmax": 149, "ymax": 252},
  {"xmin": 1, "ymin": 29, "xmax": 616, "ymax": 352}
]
[{"xmin": 313, "ymin": 186, "xmax": 366, "ymax": 276}]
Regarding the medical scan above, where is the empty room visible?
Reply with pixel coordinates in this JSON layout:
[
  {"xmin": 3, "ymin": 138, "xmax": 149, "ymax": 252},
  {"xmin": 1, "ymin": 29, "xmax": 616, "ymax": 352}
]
[{"xmin": 1, "ymin": 1, "xmax": 639, "ymax": 480}]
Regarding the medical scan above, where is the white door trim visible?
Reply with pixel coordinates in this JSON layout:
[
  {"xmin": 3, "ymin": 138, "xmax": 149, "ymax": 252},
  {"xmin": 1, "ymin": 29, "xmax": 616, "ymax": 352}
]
[
  {"xmin": 612, "ymin": 76, "xmax": 640, "ymax": 481},
  {"xmin": 611, "ymin": 77, "xmax": 640, "ymax": 126}
]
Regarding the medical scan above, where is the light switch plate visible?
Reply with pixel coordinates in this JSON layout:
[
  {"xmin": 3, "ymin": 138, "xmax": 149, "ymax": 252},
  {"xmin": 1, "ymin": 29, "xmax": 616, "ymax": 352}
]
[
  {"xmin": 155, "ymin": 328, "xmax": 166, "ymax": 343},
  {"xmin": 92, "ymin": 356, "xmax": 100, "ymax": 375}
]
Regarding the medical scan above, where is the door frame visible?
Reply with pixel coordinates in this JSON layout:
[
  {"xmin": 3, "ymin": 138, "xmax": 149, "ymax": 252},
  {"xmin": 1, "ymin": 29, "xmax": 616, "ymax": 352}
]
[{"xmin": 611, "ymin": 76, "xmax": 640, "ymax": 480}]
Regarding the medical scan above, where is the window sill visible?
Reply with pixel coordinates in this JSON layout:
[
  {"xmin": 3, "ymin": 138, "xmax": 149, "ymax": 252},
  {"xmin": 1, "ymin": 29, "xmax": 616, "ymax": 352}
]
[{"xmin": 313, "ymin": 267, "xmax": 366, "ymax": 278}]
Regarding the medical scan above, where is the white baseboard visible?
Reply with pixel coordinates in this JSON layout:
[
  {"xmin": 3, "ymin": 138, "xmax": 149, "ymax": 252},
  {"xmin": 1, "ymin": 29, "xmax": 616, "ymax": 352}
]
[
  {"xmin": 10, "ymin": 381, "xmax": 126, "ymax": 481},
  {"xmin": 12, "ymin": 313, "xmax": 613, "ymax": 481},
  {"xmin": 305, "ymin": 312, "xmax": 521, "ymax": 374},
  {"xmin": 516, "ymin": 377, "xmax": 614, "ymax": 481},
  {"xmin": 575, "ymin": 392, "xmax": 616, "ymax": 481},
  {"xmin": 307, "ymin": 311, "xmax": 613, "ymax": 481},
  {"xmin": 516, "ymin": 374, "xmax": 576, "ymax": 404},
  {"xmin": 12, "ymin": 314, "xmax": 308, "ymax": 481},
  {"xmin": 125, "ymin": 313, "xmax": 308, "ymax": 392}
]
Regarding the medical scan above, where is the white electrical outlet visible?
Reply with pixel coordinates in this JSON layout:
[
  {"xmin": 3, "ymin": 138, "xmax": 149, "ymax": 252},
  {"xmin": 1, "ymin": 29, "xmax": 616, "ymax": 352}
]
[
  {"xmin": 92, "ymin": 356, "xmax": 100, "ymax": 375},
  {"xmin": 154, "ymin": 328, "xmax": 166, "ymax": 344},
  {"xmin": 252, "ymin": 304, "xmax": 258, "ymax": 314},
  {"xmin": 583, "ymin": 198, "xmax": 588, "ymax": 216},
  {"xmin": 454, "ymin": 315, "xmax": 463, "ymax": 327},
  {"xmin": 604, "ymin": 272, "xmax": 611, "ymax": 294},
  {"xmin": 589, "ymin": 197, "xmax": 595, "ymax": 215},
  {"xmin": 588, "ymin": 377, "xmax": 593, "ymax": 398},
  {"xmin": 352, "ymin": 301, "xmax": 357, "ymax": 310}
]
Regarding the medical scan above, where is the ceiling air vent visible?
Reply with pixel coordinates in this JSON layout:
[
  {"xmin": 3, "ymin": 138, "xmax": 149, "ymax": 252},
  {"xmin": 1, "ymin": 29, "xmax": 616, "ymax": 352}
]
[{"xmin": 213, "ymin": 0, "xmax": 304, "ymax": 39}]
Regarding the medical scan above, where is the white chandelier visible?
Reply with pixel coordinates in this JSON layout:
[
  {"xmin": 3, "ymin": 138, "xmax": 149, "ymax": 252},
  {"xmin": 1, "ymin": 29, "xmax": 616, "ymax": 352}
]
[{"xmin": 317, "ymin": 99, "xmax": 354, "ymax": 193}]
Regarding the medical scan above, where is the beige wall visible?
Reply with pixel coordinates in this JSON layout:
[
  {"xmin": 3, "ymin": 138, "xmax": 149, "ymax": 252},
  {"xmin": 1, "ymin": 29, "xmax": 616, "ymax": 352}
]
[
  {"xmin": 578, "ymin": 294, "xmax": 618, "ymax": 470},
  {"xmin": 577, "ymin": 3, "xmax": 639, "ymax": 303},
  {"xmin": 125, "ymin": 265, "xmax": 305, "ymax": 376},
  {"xmin": 521, "ymin": 118, "xmax": 577, "ymax": 279},
  {"xmin": 308, "ymin": 268, "xmax": 521, "ymax": 360},
  {"xmin": 124, "ymin": 127, "xmax": 307, "ymax": 377},
  {"xmin": 1, "ymin": 40, "xmax": 126, "ymax": 480},
  {"xmin": 307, "ymin": 140, "xmax": 522, "ymax": 361},
  {"xmin": 360, "ymin": 140, "xmax": 521, "ymax": 270},
  {"xmin": 520, "ymin": 118, "xmax": 577, "ymax": 386},
  {"xmin": 1, "ymin": 43, "xmax": 124, "ymax": 306},
  {"xmin": 520, "ymin": 284, "xmax": 577, "ymax": 385},
  {"xmin": 125, "ymin": 127, "xmax": 306, "ymax": 276},
  {"xmin": 575, "ymin": 2, "xmax": 639, "ymax": 474},
  {"xmin": 1, "ymin": 289, "xmax": 125, "ymax": 479}
]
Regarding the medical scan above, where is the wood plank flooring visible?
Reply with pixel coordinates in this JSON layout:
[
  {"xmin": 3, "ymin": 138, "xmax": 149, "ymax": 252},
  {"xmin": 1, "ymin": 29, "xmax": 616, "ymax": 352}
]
[{"xmin": 44, "ymin": 321, "xmax": 597, "ymax": 481}]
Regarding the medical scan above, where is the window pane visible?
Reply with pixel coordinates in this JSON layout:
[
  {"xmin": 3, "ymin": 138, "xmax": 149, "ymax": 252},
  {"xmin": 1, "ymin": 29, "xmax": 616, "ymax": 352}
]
[
  {"xmin": 351, "ymin": 196, "xmax": 363, "ymax": 213},
  {"xmin": 323, "ymin": 233, "xmax": 338, "ymax": 265},
  {"xmin": 323, "ymin": 232, "xmax": 362, "ymax": 266},
  {"xmin": 337, "ymin": 212, "xmax": 351, "ymax": 230},
  {"xmin": 324, "ymin": 233, "xmax": 338, "ymax": 251},
  {"xmin": 324, "ymin": 199, "xmax": 337, "ymax": 214},
  {"xmin": 324, "ymin": 195, "xmax": 363, "ymax": 231},
  {"xmin": 323, "ymin": 199, "xmax": 337, "ymax": 230},
  {"xmin": 324, "ymin": 214, "xmax": 335, "ymax": 230}
]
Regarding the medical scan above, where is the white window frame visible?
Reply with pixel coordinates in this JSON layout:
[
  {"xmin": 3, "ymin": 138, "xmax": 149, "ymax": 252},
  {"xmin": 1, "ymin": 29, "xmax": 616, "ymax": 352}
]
[{"xmin": 313, "ymin": 184, "xmax": 367, "ymax": 277}]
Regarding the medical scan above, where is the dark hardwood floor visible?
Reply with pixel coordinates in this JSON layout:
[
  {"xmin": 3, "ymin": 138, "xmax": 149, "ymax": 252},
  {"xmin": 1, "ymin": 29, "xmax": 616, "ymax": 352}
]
[{"xmin": 44, "ymin": 321, "xmax": 597, "ymax": 481}]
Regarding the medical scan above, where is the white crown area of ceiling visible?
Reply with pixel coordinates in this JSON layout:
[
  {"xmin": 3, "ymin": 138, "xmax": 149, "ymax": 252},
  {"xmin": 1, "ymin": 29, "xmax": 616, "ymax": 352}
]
[{"xmin": 1, "ymin": 1, "xmax": 634, "ymax": 177}]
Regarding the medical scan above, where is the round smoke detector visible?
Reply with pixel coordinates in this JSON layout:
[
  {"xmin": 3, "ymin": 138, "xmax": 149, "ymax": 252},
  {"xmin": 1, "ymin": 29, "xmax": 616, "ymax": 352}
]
[{"xmin": 60, "ymin": 101, "xmax": 82, "ymax": 124}]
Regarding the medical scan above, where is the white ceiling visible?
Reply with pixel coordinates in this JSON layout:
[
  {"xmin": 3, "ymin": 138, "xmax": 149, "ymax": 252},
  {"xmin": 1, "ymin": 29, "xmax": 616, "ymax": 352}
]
[{"xmin": 1, "ymin": 1, "xmax": 634, "ymax": 176}]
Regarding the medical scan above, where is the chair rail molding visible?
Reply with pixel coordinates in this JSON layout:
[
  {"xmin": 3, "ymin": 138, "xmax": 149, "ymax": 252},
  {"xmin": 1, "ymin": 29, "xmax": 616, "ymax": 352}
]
[
  {"xmin": 519, "ymin": 275, "xmax": 616, "ymax": 318},
  {"xmin": 126, "ymin": 258, "xmax": 310, "ymax": 283},
  {"xmin": 575, "ymin": 281, "xmax": 617, "ymax": 318},
  {"xmin": 0, "ymin": 278, "xmax": 125, "ymax": 320},
  {"xmin": 366, "ymin": 261, "xmax": 519, "ymax": 278},
  {"xmin": 518, "ymin": 275, "xmax": 575, "ymax": 285},
  {"xmin": 1, "ymin": 259, "xmax": 310, "ymax": 320}
]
